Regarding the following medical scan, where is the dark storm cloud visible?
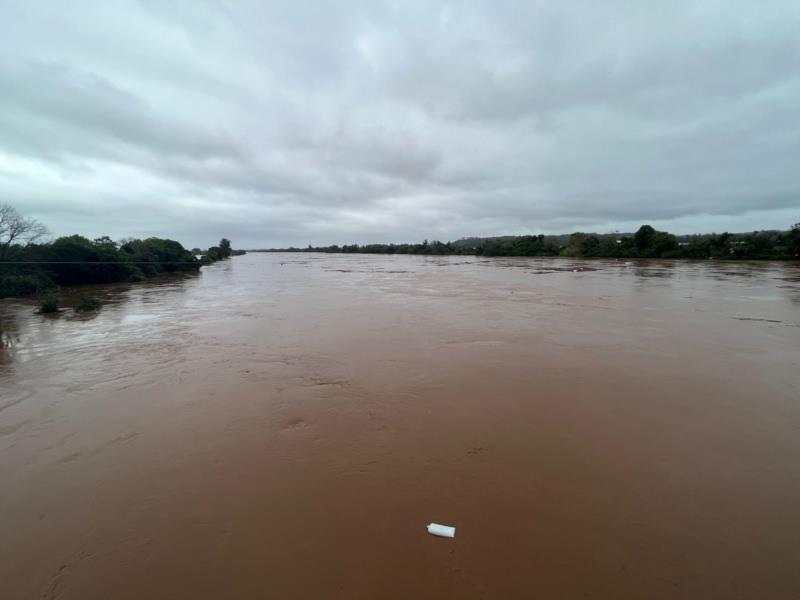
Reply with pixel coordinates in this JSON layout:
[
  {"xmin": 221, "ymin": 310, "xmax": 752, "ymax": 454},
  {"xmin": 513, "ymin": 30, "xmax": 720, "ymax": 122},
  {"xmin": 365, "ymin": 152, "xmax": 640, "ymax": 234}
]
[{"xmin": 0, "ymin": 0, "xmax": 798, "ymax": 248}]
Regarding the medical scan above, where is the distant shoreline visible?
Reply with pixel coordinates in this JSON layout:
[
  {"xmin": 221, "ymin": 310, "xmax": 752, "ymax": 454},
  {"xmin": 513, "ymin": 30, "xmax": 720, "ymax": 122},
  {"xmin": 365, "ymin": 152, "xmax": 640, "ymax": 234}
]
[
  {"xmin": 248, "ymin": 250, "xmax": 795, "ymax": 262},
  {"xmin": 250, "ymin": 224, "xmax": 800, "ymax": 261}
]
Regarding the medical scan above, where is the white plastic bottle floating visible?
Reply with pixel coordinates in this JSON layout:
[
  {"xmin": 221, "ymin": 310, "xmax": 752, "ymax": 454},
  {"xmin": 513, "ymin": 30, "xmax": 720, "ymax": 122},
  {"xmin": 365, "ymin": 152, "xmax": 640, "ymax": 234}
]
[{"xmin": 427, "ymin": 523, "xmax": 456, "ymax": 538}]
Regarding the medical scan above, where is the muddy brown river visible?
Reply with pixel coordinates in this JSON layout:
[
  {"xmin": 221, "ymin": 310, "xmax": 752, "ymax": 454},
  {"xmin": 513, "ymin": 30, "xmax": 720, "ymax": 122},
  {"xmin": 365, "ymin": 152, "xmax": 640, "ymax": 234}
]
[{"xmin": 1, "ymin": 254, "xmax": 799, "ymax": 599}]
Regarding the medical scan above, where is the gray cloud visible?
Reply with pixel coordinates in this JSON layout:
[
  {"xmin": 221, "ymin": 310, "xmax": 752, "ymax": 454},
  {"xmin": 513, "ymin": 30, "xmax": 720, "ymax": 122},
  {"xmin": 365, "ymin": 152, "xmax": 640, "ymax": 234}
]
[
  {"xmin": 0, "ymin": 0, "xmax": 798, "ymax": 249},
  {"xmin": 0, "ymin": 59, "xmax": 238, "ymax": 161}
]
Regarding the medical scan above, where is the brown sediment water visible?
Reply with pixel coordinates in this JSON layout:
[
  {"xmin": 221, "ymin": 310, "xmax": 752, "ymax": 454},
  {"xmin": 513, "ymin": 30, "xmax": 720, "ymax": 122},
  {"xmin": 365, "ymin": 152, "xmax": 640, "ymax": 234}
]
[{"xmin": 1, "ymin": 254, "xmax": 799, "ymax": 599}]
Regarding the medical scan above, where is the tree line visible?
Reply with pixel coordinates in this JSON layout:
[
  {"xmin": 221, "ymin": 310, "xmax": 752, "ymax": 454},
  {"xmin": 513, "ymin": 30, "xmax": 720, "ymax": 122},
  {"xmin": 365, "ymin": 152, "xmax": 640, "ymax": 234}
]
[
  {"xmin": 0, "ymin": 203, "xmax": 240, "ymax": 299},
  {"xmin": 262, "ymin": 223, "xmax": 800, "ymax": 260}
]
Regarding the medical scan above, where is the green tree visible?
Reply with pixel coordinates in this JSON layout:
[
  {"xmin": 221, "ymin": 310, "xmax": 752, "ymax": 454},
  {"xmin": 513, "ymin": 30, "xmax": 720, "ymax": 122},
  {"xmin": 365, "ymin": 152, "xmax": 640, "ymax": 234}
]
[
  {"xmin": 121, "ymin": 238, "xmax": 200, "ymax": 275},
  {"xmin": 206, "ymin": 246, "xmax": 223, "ymax": 261},
  {"xmin": 45, "ymin": 235, "xmax": 135, "ymax": 285},
  {"xmin": 562, "ymin": 233, "xmax": 601, "ymax": 257},
  {"xmin": 634, "ymin": 225, "xmax": 656, "ymax": 254},
  {"xmin": 219, "ymin": 238, "xmax": 232, "ymax": 258},
  {"xmin": 633, "ymin": 225, "xmax": 677, "ymax": 257}
]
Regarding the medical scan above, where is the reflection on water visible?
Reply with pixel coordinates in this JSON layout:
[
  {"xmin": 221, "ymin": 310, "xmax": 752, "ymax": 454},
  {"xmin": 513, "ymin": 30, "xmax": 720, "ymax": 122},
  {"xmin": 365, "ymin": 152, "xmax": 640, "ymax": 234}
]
[{"xmin": 1, "ymin": 254, "xmax": 799, "ymax": 599}]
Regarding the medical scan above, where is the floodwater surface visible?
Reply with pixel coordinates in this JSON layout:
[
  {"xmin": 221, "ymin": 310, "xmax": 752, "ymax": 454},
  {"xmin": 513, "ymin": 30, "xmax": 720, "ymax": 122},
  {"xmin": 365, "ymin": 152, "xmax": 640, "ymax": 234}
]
[{"xmin": 1, "ymin": 254, "xmax": 799, "ymax": 599}]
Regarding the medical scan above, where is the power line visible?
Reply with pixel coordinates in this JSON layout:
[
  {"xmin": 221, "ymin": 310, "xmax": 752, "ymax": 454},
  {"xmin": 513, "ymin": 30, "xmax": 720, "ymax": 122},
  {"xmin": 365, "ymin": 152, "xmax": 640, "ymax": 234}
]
[{"xmin": 0, "ymin": 261, "xmax": 204, "ymax": 265}]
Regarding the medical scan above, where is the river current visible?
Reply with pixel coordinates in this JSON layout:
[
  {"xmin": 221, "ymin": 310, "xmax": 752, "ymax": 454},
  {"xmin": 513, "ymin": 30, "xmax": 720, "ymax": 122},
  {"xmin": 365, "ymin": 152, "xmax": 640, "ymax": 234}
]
[{"xmin": 1, "ymin": 253, "xmax": 799, "ymax": 598}]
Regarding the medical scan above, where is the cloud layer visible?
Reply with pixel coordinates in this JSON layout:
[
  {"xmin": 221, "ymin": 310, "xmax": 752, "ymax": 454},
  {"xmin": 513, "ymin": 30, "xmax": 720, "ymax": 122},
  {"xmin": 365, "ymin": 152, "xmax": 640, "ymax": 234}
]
[{"xmin": 1, "ymin": 0, "xmax": 799, "ymax": 248}]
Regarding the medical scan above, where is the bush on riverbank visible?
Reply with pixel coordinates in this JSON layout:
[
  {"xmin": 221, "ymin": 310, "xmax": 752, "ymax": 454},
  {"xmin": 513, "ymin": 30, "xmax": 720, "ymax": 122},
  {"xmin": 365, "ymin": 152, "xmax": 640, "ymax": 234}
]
[{"xmin": 0, "ymin": 269, "xmax": 57, "ymax": 298}]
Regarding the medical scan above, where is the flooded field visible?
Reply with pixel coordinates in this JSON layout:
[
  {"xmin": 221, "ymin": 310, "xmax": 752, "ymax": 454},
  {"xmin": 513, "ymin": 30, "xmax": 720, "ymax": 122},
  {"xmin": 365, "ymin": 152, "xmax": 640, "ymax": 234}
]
[{"xmin": 1, "ymin": 253, "xmax": 799, "ymax": 599}]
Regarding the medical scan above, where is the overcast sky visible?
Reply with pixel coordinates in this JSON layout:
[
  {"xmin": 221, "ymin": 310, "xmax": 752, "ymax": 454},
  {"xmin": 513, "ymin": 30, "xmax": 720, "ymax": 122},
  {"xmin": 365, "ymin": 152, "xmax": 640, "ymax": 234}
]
[{"xmin": 1, "ymin": 1, "xmax": 798, "ymax": 248}]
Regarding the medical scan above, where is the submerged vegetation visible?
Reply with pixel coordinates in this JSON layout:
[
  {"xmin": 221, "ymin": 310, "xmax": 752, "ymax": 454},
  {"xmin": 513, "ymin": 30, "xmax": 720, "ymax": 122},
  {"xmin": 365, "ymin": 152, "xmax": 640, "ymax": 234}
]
[
  {"xmin": 36, "ymin": 297, "xmax": 60, "ymax": 314},
  {"xmin": 75, "ymin": 295, "xmax": 102, "ymax": 313},
  {"xmin": 264, "ymin": 224, "xmax": 800, "ymax": 260},
  {"xmin": 0, "ymin": 203, "xmax": 241, "ymax": 300}
]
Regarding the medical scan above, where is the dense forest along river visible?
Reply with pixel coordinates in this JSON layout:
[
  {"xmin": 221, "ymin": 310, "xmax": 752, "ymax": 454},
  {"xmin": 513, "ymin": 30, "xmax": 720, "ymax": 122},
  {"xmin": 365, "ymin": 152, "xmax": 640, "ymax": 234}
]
[{"xmin": 1, "ymin": 253, "xmax": 799, "ymax": 599}]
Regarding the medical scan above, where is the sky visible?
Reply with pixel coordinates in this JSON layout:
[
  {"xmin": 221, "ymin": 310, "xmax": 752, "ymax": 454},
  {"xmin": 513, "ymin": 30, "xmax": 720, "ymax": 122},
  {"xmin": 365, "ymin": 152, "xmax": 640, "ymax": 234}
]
[{"xmin": 1, "ymin": 1, "xmax": 798, "ymax": 249}]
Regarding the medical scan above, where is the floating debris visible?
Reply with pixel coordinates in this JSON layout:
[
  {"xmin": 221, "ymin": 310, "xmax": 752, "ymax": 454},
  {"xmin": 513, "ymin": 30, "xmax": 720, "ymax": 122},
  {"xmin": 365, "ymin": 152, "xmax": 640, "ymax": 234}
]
[{"xmin": 427, "ymin": 523, "xmax": 456, "ymax": 538}]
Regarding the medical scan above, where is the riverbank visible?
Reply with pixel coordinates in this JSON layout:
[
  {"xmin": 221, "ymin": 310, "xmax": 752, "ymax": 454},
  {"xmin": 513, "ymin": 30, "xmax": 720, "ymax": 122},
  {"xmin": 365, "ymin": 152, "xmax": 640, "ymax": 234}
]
[{"xmin": 0, "ymin": 236, "xmax": 243, "ymax": 300}]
